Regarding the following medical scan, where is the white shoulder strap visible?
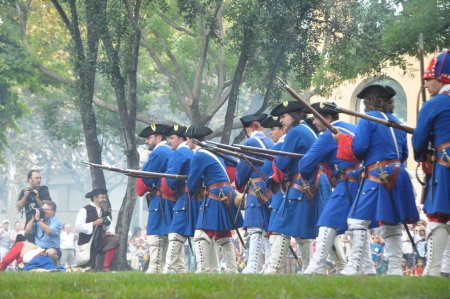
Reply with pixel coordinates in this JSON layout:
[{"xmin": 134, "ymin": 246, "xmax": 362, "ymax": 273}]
[
  {"xmin": 198, "ymin": 149, "xmax": 230, "ymax": 181},
  {"xmin": 380, "ymin": 112, "xmax": 400, "ymax": 159},
  {"xmin": 300, "ymin": 123, "xmax": 318, "ymax": 139}
]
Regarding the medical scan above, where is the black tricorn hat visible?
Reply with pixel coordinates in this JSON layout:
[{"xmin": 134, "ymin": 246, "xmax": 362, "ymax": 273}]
[
  {"xmin": 310, "ymin": 102, "xmax": 339, "ymax": 117},
  {"xmin": 270, "ymin": 101, "xmax": 305, "ymax": 116},
  {"xmin": 185, "ymin": 126, "xmax": 213, "ymax": 139},
  {"xmin": 165, "ymin": 125, "xmax": 187, "ymax": 137},
  {"xmin": 356, "ymin": 84, "xmax": 396, "ymax": 100},
  {"xmin": 261, "ymin": 115, "xmax": 283, "ymax": 128},
  {"xmin": 239, "ymin": 113, "xmax": 268, "ymax": 127},
  {"xmin": 138, "ymin": 124, "xmax": 169, "ymax": 138},
  {"xmin": 85, "ymin": 188, "xmax": 108, "ymax": 198}
]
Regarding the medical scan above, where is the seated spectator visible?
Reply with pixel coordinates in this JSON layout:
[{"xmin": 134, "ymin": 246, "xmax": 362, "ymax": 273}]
[
  {"xmin": 0, "ymin": 234, "xmax": 65, "ymax": 272},
  {"xmin": 24, "ymin": 200, "xmax": 62, "ymax": 265}
]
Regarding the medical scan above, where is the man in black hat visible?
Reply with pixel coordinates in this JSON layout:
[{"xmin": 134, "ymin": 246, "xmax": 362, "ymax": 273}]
[
  {"xmin": 235, "ymin": 113, "xmax": 274, "ymax": 274},
  {"xmin": 75, "ymin": 188, "xmax": 119, "ymax": 271},
  {"xmin": 159, "ymin": 125, "xmax": 196, "ymax": 273},
  {"xmin": 186, "ymin": 126, "xmax": 243, "ymax": 273},
  {"xmin": 299, "ymin": 102, "xmax": 374, "ymax": 275},
  {"xmin": 335, "ymin": 84, "xmax": 419, "ymax": 276},
  {"xmin": 135, "ymin": 123, "xmax": 174, "ymax": 274},
  {"xmin": 265, "ymin": 101, "xmax": 331, "ymax": 274}
]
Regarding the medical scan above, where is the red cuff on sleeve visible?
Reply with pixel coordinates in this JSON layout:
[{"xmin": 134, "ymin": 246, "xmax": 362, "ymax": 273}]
[
  {"xmin": 336, "ymin": 134, "xmax": 359, "ymax": 162},
  {"xmin": 135, "ymin": 178, "xmax": 150, "ymax": 197},
  {"xmin": 272, "ymin": 160, "xmax": 286, "ymax": 183},
  {"xmin": 226, "ymin": 165, "xmax": 236, "ymax": 184},
  {"xmin": 160, "ymin": 177, "xmax": 176, "ymax": 198}
]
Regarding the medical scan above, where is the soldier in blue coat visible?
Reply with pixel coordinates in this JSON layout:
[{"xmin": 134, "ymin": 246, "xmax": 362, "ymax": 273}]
[
  {"xmin": 266, "ymin": 101, "xmax": 331, "ymax": 274},
  {"xmin": 186, "ymin": 126, "xmax": 243, "ymax": 273},
  {"xmin": 235, "ymin": 113, "xmax": 274, "ymax": 274},
  {"xmin": 301, "ymin": 103, "xmax": 374, "ymax": 275},
  {"xmin": 336, "ymin": 85, "xmax": 419, "ymax": 276},
  {"xmin": 136, "ymin": 123, "xmax": 173, "ymax": 274},
  {"xmin": 260, "ymin": 115, "xmax": 286, "ymax": 273},
  {"xmin": 412, "ymin": 50, "xmax": 450, "ymax": 277},
  {"xmin": 159, "ymin": 125, "xmax": 196, "ymax": 273}
]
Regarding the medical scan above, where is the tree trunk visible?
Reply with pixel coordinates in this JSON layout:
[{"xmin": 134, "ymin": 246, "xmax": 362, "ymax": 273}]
[
  {"xmin": 220, "ymin": 27, "xmax": 253, "ymax": 144},
  {"xmin": 98, "ymin": 0, "xmax": 141, "ymax": 270}
]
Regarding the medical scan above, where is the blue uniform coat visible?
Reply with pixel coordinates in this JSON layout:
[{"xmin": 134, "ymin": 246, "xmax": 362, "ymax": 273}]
[
  {"xmin": 412, "ymin": 91, "xmax": 450, "ymax": 215},
  {"xmin": 142, "ymin": 142, "xmax": 174, "ymax": 235},
  {"xmin": 299, "ymin": 120, "xmax": 360, "ymax": 233},
  {"xmin": 235, "ymin": 131, "xmax": 274, "ymax": 229},
  {"xmin": 165, "ymin": 144, "xmax": 198, "ymax": 237},
  {"xmin": 188, "ymin": 149, "xmax": 243, "ymax": 231},
  {"xmin": 349, "ymin": 111, "xmax": 419, "ymax": 225},
  {"xmin": 271, "ymin": 122, "xmax": 331, "ymax": 238}
]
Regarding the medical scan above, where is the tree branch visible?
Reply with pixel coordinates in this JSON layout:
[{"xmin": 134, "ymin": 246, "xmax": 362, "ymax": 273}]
[{"xmin": 157, "ymin": 12, "xmax": 196, "ymax": 37}]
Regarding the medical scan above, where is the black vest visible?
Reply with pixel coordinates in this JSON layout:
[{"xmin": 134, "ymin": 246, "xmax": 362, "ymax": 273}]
[{"xmin": 78, "ymin": 205, "xmax": 100, "ymax": 245}]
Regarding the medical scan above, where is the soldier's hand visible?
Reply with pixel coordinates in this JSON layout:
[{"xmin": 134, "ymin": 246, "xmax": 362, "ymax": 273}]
[
  {"xmin": 93, "ymin": 219, "xmax": 104, "ymax": 226},
  {"xmin": 333, "ymin": 129, "xmax": 342, "ymax": 142}
]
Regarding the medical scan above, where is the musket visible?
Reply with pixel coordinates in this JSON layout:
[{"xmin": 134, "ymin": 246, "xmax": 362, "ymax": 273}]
[
  {"xmin": 193, "ymin": 139, "xmax": 265, "ymax": 166},
  {"xmin": 417, "ymin": 33, "xmax": 427, "ymax": 115},
  {"xmin": 83, "ymin": 161, "xmax": 188, "ymax": 180},
  {"xmin": 206, "ymin": 140, "xmax": 275, "ymax": 160},
  {"xmin": 276, "ymin": 77, "xmax": 339, "ymax": 134},
  {"xmin": 234, "ymin": 144, "xmax": 303, "ymax": 159},
  {"xmin": 319, "ymin": 102, "xmax": 415, "ymax": 134}
]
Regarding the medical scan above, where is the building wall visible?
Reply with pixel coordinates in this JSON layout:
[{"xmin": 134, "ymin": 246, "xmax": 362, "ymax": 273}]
[{"xmin": 309, "ymin": 56, "xmax": 429, "ymax": 218}]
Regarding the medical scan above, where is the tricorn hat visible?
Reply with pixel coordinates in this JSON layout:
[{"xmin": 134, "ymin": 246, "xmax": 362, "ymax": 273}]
[
  {"xmin": 185, "ymin": 126, "xmax": 213, "ymax": 139},
  {"xmin": 356, "ymin": 84, "xmax": 396, "ymax": 100},
  {"xmin": 310, "ymin": 102, "xmax": 339, "ymax": 117},
  {"xmin": 270, "ymin": 101, "xmax": 305, "ymax": 116},
  {"xmin": 85, "ymin": 188, "xmax": 108, "ymax": 198},
  {"xmin": 239, "ymin": 113, "xmax": 268, "ymax": 127},
  {"xmin": 423, "ymin": 50, "xmax": 450, "ymax": 84},
  {"xmin": 261, "ymin": 115, "xmax": 283, "ymax": 128},
  {"xmin": 138, "ymin": 124, "xmax": 169, "ymax": 138},
  {"xmin": 164, "ymin": 124, "xmax": 187, "ymax": 137}
]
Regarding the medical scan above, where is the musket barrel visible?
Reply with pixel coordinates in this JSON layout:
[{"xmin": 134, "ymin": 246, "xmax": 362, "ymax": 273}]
[
  {"xmin": 194, "ymin": 139, "xmax": 264, "ymax": 166},
  {"xmin": 234, "ymin": 144, "xmax": 303, "ymax": 159},
  {"xmin": 328, "ymin": 104, "xmax": 415, "ymax": 134},
  {"xmin": 277, "ymin": 77, "xmax": 338, "ymax": 134},
  {"xmin": 84, "ymin": 161, "xmax": 187, "ymax": 180},
  {"xmin": 206, "ymin": 140, "xmax": 274, "ymax": 160}
]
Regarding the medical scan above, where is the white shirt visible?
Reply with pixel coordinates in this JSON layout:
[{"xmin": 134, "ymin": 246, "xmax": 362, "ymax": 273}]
[
  {"xmin": 75, "ymin": 202, "xmax": 115, "ymax": 235},
  {"xmin": 60, "ymin": 231, "xmax": 76, "ymax": 250}
]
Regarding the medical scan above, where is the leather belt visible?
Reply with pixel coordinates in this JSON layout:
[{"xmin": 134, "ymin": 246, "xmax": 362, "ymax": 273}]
[
  {"xmin": 207, "ymin": 181, "xmax": 230, "ymax": 190},
  {"xmin": 366, "ymin": 159, "xmax": 400, "ymax": 172},
  {"xmin": 436, "ymin": 141, "xmax": 450, "ymax": 153},
  {"xmin": 436, "ymin": 141, "xmax": 450, "ymax": 167},
  {"xmin": 365, "ymin": 160, "xmax": 401, "ymax": 192}
]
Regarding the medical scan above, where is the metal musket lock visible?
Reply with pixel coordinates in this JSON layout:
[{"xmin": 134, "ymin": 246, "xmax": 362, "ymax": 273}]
[{"xmin": 376, "ymin": 161, "xmax": 389, "ymax": 184}]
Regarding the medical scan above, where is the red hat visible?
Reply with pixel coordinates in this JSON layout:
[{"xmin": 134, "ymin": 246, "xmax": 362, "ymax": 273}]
[{"xmin": 423, "ymin": 50, "xmax": 450, "ymax": 84}]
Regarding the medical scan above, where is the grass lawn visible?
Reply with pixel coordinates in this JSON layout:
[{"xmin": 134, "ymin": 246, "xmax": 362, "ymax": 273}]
[{"xmin": 0, "ymin": 272, "xmax": 448, "ymax": 299}]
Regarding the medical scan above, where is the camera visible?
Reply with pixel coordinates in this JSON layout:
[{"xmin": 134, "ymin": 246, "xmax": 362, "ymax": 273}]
[
  {"xmin": 102, "ymin": 209, "xmax": 112, "ymax": 227},
  {"xmin": 27, "ymin": 188, "xmax": 38, "ymax": 203},
  {"xmin": 31, "ymin": 207, "xmax": 45, "ymax": 220}
]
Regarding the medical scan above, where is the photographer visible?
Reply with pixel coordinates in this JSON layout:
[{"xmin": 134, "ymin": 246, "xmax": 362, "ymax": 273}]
[
  {"xmin": 75, "ymin": 188, "xmax": 119, "ymax": 272},
  {"xmin": 24, "ymin": 200, "xmax": 62, "ymax": 265},
  {"xmin": 17, "ymin": 170, "xmax": 52, "ymax": 242}
]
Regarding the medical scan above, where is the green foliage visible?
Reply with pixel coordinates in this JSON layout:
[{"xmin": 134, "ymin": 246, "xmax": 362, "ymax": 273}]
[
  {"xmin": 383, "ymin": 0, "xmax": 450, "ymax": 55},
  {"xmin": 0, "ymin": 272, "xmax": 449, "ymax": 299}
]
